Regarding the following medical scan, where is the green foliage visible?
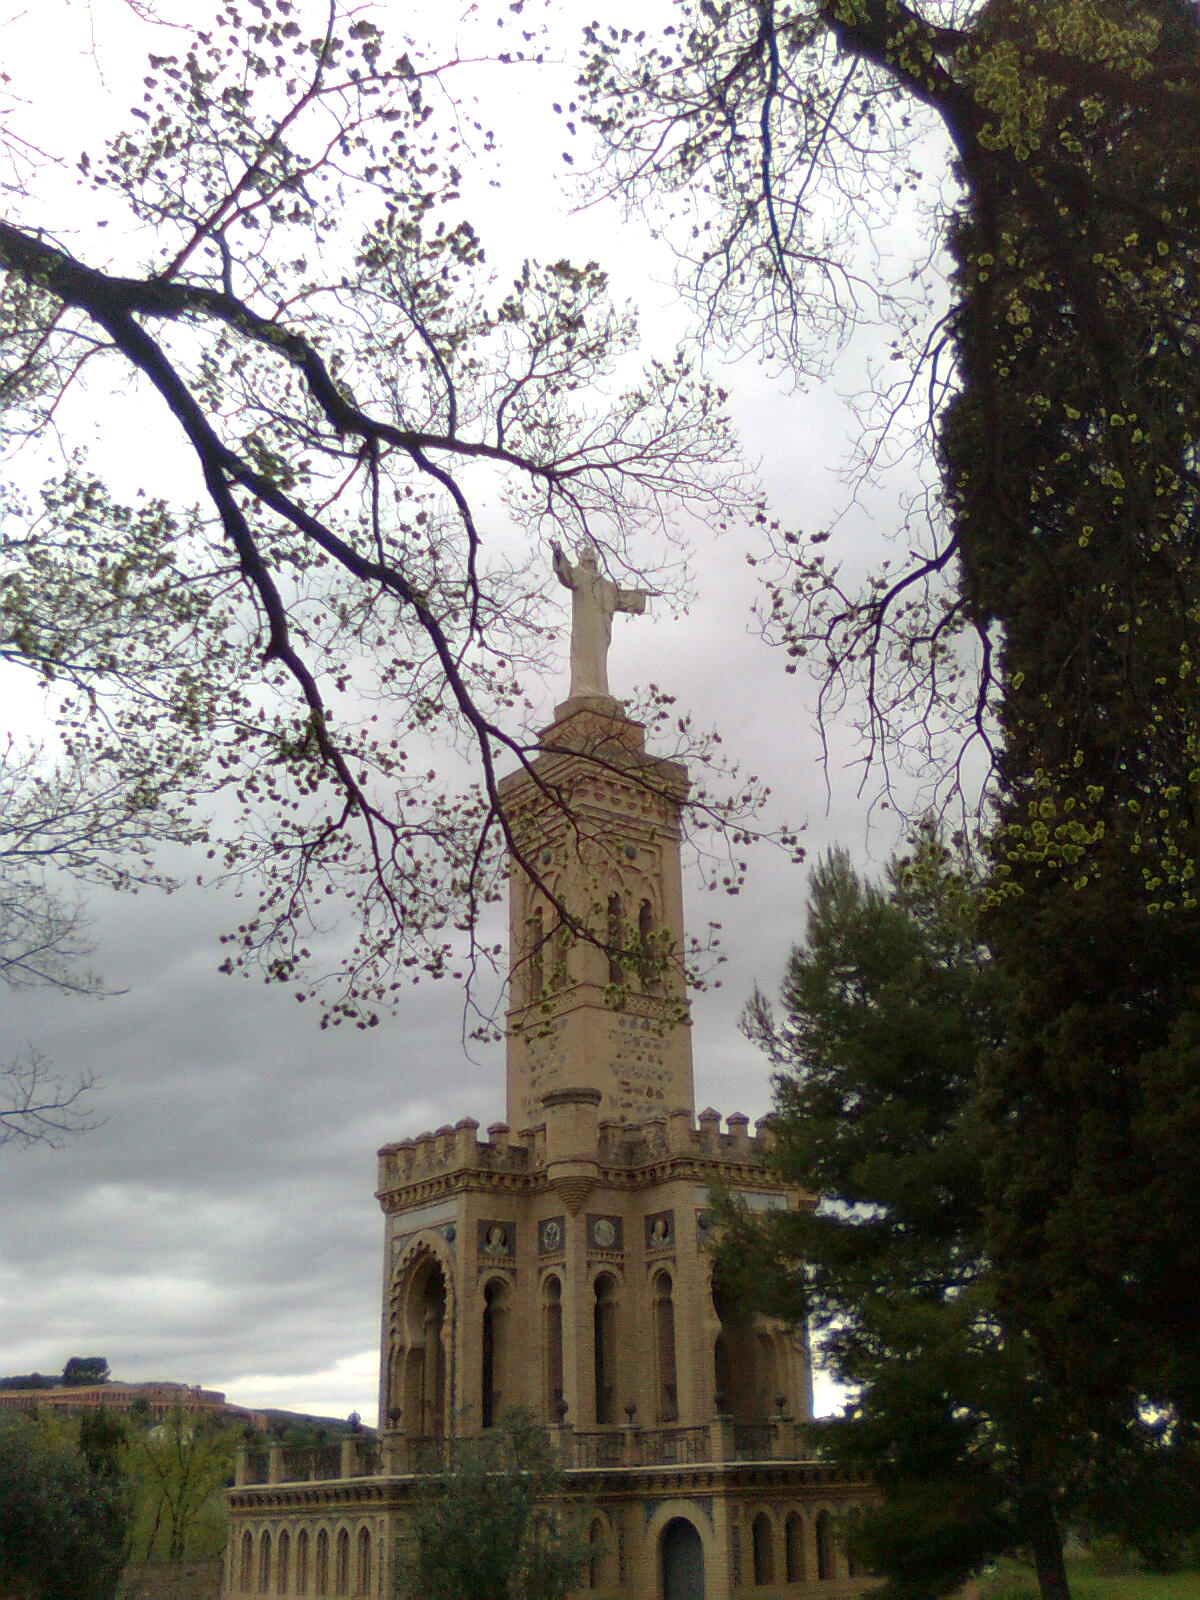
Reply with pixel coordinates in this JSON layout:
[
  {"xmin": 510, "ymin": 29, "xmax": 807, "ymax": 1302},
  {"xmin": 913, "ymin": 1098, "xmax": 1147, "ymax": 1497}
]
[
  {"xmin": 122, "ymin": 1407, "xmax": 239, "ymax": 1568},
  {"xmin": 79, "ymin": 1407, "xmax": 127, "ymax": 1477},
  {"xmin": 982, "ymin": 1557, "xmax": 1200, "ymax": 1600},
  {"xmin": 0, "ymin": 1415, "xmax": 131, "ymax": 1600},
  {"xmin": 732, "ymin": 832, "xmax": 1200, "ymax": 1600},
  {"xmin": 398, "ymin": 1413, "xmax": 587, "ymax": 1600},
  {"xmin": 582, "ymin": 0, "xmax": 1200, "ymax": 1443}
]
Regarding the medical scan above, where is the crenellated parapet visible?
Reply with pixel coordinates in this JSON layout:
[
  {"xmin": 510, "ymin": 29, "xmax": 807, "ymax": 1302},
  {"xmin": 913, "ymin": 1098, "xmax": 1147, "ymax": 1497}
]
[{"xmin": 375, "ymin": 1106, "xmax": 784, "ymax": 1208}]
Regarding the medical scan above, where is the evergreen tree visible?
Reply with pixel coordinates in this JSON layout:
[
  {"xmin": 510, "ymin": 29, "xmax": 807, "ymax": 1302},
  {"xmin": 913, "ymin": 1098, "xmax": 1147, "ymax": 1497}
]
[
  {"xmin": 398, "ymin": 1413, "xmax": 586, "ymax": 1600},
  {"xmin": 731, "ymin": 835, "xmax": 1197, "ymax": 1600},
  {"xmin": 0, "ymin": 1417, "xmax": 130, "ymax": 1600}
]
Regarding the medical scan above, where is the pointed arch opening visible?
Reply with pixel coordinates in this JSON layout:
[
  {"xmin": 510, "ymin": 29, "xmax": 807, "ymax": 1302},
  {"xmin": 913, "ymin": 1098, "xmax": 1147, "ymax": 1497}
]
[
  {"xmin": 752, "ymin": 1513, "xmax": 775, "ymax": 1585},
  {"xmin": 334, "ymin": 1528, "xmax": 350, "ymax": 1596},
  {"xmin": 315, "ymin": 1528, "xmax": 329, "ymax": 1595},
  {"xmin": 653, "ymin": 1269, "xmax": 678, "ymax": 1423},
  {"xmin": 607, "ymin": 892, "xmax": 624, "ymax": 984},
  {"xmin": 355, "ymin": 1526, "xmax": 371, "ymax": 1596},
  {"xmin": 258, "ymin": 1531, "xmax": 271, "ymax": 1594},
  {"xmin": 296, "ymin": 1529, "xmax": 310, "ymax": 1595},
  {"xmin": 399, "ymin": 1255, "xmax": 448, "ymax": 1438},
  {"xmin": 815, "ymin": 1510, "xmax": 834, "ymax": 1581},
  {"xmin": 239, "ymin": 1530, "xmax": 254, "ymax": 1592},
  {"xmin": 526, "ymin": 905, "xmax": 545, "ymax": 1000},
  {"xmin": 637, "ymin": 897, "xmax": 660, "ymax": 990},
  {"xmin": 593, "ymin": 1272, "xmax": 618, "ymax": 1424},
  {"xmin": 587, "ymin": 1516, "xmax": 613, "ymax": 1589},
  {"xmin": 276, "ymin": 1529, "xmax": 290, "ymax": 1595},
  {"xmin": 785, "ymin": 1513, "xmax": 806, "ymax": 1582},
  {"xmin": 482, "ymin": 1277, "xmax": 512, "ymax": 1427},
  {"xmin": 543, "ymin": 1273, "xmax": 564, "ymax": 1421}
]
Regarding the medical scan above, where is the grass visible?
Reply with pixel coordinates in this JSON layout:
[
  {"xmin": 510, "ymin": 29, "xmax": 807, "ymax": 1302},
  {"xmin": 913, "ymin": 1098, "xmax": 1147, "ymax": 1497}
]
[{"xmin": 978, "ymin": 1559, "xmax": 1200, "ymax": 1599}]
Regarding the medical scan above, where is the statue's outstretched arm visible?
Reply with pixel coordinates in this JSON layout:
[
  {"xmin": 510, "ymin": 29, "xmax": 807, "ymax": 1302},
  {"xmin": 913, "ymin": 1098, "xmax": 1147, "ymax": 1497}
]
[{"xmin": 551, "ymin": 543, "xmax": 574, "ymax": 590}]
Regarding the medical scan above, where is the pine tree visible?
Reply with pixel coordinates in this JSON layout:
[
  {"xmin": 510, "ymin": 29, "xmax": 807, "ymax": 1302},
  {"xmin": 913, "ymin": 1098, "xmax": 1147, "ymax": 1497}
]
[{"xmin": 732, "ymin": 834, "xmax": 1196, "ymax": 1600}]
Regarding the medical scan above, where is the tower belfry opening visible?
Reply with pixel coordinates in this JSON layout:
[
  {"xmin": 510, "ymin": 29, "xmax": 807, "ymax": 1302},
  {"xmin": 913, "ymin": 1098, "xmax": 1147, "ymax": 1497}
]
[{"xmin": 225, "ymin": 547, "xmax": 873, "ymax": 1599}]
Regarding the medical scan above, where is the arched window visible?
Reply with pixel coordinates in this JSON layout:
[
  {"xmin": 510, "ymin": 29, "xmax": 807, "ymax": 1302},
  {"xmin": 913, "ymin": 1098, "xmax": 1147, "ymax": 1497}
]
[
  {"xmin": 258, "ymin": 1531, "xmax": 272, "ymax": 1594},
  {"xmin": 543, "ymin": 1275, "xmax": 564, "ymax": 1421},
  {"xmin": 315, "ymin": 1529, "xmax": 329, "ymax": 1596},
  {"xmin": 842, "ymin": 1517, "xmax": 859, "ymax": 1577},
  {"xmin": 593, "ymin": 1274, "xmax": 618, "ymax": 1424},
  {"xmin": 607, "ymin": 893, "xmax": 623, "ymax": 984},
  {"xmin": 815, "ymin": 1511, "xmax": 834, "ymax": 1581},
  {"xmin": 551, "ymin": 921, "xmax": 571, "ymax": 990},
  {"xmin": 785, "ymin": 1513, "xmax": 806, "ymax": 1582},
  {"xmin": 334, "ymin": 1528, "xmax": 350, "ymax": 1596},
  {"xmin": 526, "ymin": 907, "xmax": 544, "ymax": 1000},
  {"xmin": 637, "ymin": 898, "xmax": 657, "ymax": 989},
  {"xmin": 355, "ymin": 1527, "xmax": 371, "ymax": 1596},
  {"xmin": 276, "ymin": 1529, "xmax": 290, "ymax": 1595},
  {"xmin": 239, "ymin": 1530, "xmax": 254, "ymax": 1592},
  {"xmin": 482, "ymin": 1279, "xmax": 511, "ymax": 1427},
  {"xmin": 296, "ymin": 1530, "xmax": 310, "ymax": 1595},
  {"xmin": 757, "ymin": 1331, "xmax": 780, "ymax": 1417},
  {"xmin": 752, "ymin": 1514, "xmax": 774, "ymax": 1585},
  {"xmin": 653, "ymin": 1270, "xmax": 678, "ymax": 1423},
  {"xmin": 588, "ymin": 1517, "xmax": 605, "ymax": 1589}
]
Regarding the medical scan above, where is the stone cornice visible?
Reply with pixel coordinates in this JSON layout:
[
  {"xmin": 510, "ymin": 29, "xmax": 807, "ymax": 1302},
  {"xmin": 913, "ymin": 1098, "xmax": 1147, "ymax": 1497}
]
[{"xmin": 376, "ymin": 1151, "xmax": 794, "ymax": 1212}]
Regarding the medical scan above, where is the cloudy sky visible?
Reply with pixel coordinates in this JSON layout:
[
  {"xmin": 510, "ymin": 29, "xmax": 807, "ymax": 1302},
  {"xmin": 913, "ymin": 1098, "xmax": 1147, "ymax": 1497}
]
[{"xmin": 1, "ymin": 0, "xmax": 955, "ymax": 1419}]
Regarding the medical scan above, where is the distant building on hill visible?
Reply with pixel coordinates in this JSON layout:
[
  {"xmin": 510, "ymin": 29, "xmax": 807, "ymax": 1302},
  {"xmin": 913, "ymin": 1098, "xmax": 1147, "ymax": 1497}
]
[{"xmin": 0, "ymin": 1378, "xmax": 268, "ymax": 1429}]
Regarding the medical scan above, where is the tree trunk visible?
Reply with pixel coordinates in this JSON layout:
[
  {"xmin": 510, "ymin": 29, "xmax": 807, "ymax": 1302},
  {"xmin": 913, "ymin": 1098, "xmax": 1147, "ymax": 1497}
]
[{"xmin": 1026, "ymin": 1492, "xmax": 1071, "ymax": 1600}]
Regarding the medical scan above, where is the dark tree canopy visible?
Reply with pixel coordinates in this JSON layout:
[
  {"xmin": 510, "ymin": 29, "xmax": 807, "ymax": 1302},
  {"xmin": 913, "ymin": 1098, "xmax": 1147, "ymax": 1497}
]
[
  {"xmin": 0, "ymin": 1417, "xmax": 132, "ymax": 1600},
  {"xmin": 61, "ymin": 1357, "xmax": 111, "ymax": 1387},
  {"xmin": 732, "ymin": 836, "xmax": 1200, "ymax": 1600},
  {"xmin": 582, "ymin": 0, "xmax": 1200, "ymax": 1431}
]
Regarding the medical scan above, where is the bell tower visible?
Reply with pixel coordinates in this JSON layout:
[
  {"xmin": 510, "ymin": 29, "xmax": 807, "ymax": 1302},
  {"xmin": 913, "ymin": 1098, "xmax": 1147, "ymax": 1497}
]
[
  {"xmin": 224, "ymin": 551, "xmax": 875, "ymax": 1600},
  {"xmin": 498, "ymin": 690, "xmax": 694, "ymax": 1132}
]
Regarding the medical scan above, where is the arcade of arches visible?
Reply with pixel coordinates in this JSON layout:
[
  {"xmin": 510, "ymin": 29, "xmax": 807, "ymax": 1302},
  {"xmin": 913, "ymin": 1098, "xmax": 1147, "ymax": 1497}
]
[{"xmin": 225, "ymin": 693, "xmax": 874, "ymax": 1598}]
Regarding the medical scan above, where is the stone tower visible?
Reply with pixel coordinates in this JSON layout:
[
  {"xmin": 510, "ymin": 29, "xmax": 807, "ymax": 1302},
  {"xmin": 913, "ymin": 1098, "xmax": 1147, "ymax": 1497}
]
[
  {"xmin": 224, "ymin": 596, "xmax": 873, "ymax": 1600},
  {"xmin": 501, "ymin": 691, "xmax": 693, "ymax": 1132}
]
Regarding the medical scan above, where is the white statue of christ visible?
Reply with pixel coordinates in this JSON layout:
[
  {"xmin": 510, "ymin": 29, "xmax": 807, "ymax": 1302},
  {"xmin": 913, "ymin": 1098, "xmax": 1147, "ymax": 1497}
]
[{"xmin": 552, "ymin": 542, "xmax": 648, "ymax": 699}]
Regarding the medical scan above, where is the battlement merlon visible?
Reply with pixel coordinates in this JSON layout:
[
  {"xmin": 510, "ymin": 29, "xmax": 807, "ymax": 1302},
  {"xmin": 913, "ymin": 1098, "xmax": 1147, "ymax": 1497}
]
[
  {"xmin": 375, "ymin": 1107, "xmax": 786, "ymax": 1206},
  {"xmin": 496, "ymin": 698, "xmax": 691, "ymax": 816}
]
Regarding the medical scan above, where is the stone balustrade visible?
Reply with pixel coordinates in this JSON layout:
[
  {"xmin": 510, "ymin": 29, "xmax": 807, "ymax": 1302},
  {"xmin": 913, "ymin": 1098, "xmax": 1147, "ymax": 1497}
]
[{"xmin": 234, "ymin": 1419, "xmax": 870, "ymax": 1486}]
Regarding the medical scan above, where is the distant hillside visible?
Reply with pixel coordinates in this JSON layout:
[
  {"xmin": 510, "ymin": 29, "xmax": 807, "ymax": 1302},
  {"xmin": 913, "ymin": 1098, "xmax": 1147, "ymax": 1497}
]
[{"xmin": 0, "ymin": 1364, "xmax": 374, "ymax": 1437}]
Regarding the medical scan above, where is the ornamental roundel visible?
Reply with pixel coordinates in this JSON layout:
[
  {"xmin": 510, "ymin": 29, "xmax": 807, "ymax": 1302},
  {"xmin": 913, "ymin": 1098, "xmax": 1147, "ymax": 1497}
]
[
  {"xmin": 587, "ymin": 1214, "xmax": 622, "ymax": 1251},
  {"xmin": 539, "ymin": 1216, "xmax": 565, "ymax": 1255}
]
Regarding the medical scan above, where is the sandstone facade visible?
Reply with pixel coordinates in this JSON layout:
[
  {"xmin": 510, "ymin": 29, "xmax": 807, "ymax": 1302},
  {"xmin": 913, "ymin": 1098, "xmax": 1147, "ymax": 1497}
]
[{"xmin": 224, "ymin": 694, "xmax": 873, "ymax": 1600}]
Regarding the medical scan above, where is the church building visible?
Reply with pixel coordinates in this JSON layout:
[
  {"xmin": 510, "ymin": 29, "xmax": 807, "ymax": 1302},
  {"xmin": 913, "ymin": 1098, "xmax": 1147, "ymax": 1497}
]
[{"xmin": 224, "ymin": 556, "xmax": 872, "ymax": 1600}]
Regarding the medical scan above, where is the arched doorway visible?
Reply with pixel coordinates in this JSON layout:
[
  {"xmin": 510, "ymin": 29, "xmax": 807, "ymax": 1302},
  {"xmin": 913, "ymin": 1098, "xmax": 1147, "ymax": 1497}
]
[{"xmin": 660, "ymin": 1517, "xmax": 704, "ymax": 1600}]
